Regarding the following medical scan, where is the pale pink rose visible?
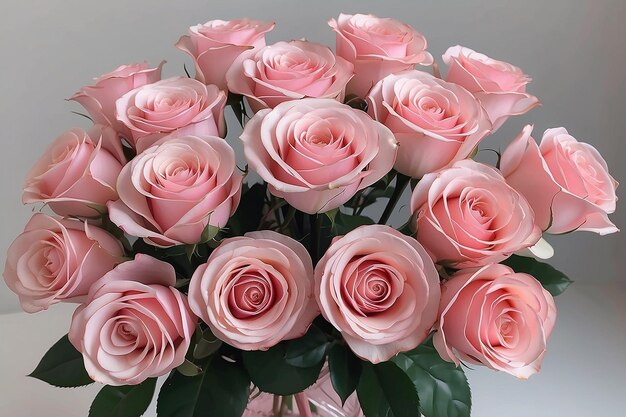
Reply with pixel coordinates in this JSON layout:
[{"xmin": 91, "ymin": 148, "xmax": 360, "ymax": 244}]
[
  {"xmin": 433, "ymin": 264, "xmax": 557, "ymax": 379},
  {"xmin": 115, "ymin": 77, "xmax": 227, "ymax": 152},
  {"xmin": 3, "ymin": 213, "xmax": 123, "ymax": 313},
  {"xmin": 315, "ymin": 225, "xmax": 440, "ymax": 363},
  {"xmin": 176, "ymin": 18, "xmax": 275, "ymax": 90},
  {"xmin": 368, "ymin": 70, "xmax": 491, "ymax": 178},
  {"xmin": 501, "ymin": 125, "xmax": 619, "ymax": 235},
  {"xmin": 329, "ymin": 13, "xmax": 433, "ymax": 97},
  {"xmin": 23, "ymin": 125, "xmax": 125, "ymax": 217},
  {"xmin": 188, "ymin": 230, "xmax": 318, "ymax": 351},
  {"xmin": 107, "ymin": 135, "xmax": 242, "ymax": 247},
  {"xmin": 443, "ymin": 46, "xmax": 540, "ymax": 131},
  {"xmin": 241, "ymin": 98, "xmax": 397, "ymax": 214},
  {"xmin": 410, "ymin": 160, "xmax": 541, "ymax": 268},
  {"xmin": 70, "ymin": 62, "xmax": 164, "ymax": 140},
  {"xmin": 68, "ymin": 254, "xmax": 197, "ymax": 385},
  {"xmin": 226, "ymin": 40, "xmax": 354, "ymax": 112}
]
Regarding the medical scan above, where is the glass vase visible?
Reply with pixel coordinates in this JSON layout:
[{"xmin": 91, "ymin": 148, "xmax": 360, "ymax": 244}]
[{"xmin": 244, "ymin": 369, "xmax": 363, "ymax": 417}]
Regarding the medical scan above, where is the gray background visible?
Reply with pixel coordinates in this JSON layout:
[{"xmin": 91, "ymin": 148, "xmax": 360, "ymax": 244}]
[{"xmin": 0, "ymin": 1, "xmax": 624, "ymax": 416}]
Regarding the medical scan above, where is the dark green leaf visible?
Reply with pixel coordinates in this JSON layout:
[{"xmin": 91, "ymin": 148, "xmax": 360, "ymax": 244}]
[
  {"xmin": 501, "ymin": 254, "xmax": 573, "ymax": 296},
  {"xmin": 392, "ymin": 339, "xmax": 471, "ymax": 417},
  {"xmin": 177, "ymin": 359, "xmax": 203, "ymax": 377},
  {"xmin": 344, "ymin": 94, "xmax": 368, "ymax": 112},
  {"xmin": 357, "ymin": 361, "xmax": 420, "ymax": 417},
  {"xmin": 199, "ymin": 224, "xmax": 220, "ymax": 243},
  {"xmin": 193, "ymin": 329, "xmax": 222, "ymax": 360},
  {"xmin": 227, "ymin": 183, "xmax": 267, "ymax": 236},
  {"xmin": 89, "ymin": 378, "xmax": 156, "ymax": 417},
  {"xmin": 157, "ymin": 358, "xmax": 249, "ymax": 417},
  {"xmin": 284, "ymin": 325, "xmax": 329, "ymax": 368},
  {"xmin": 328, "ymin": 343, "xmax": 362, "ymax": 405},
  {"xmin": 242, "ymin": 343, "xmax": 324, "ymax": 395},
  {"xmin": 28, "ymin": 334, "xmax": 93, "ymax": 387},
  {"xmin": 332, "ymin": 212, "xmax": 375, "ymax": 236}
]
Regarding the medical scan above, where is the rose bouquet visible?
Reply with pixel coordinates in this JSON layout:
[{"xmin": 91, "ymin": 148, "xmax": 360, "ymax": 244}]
[{"xmin": 3, "ymin": 12, "xmax": 619, "ymax": 417}]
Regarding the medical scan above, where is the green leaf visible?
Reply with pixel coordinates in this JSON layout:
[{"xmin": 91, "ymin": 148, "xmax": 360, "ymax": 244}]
[
  {"xmin": 199, "ymin": 224, "xmax": 220, "ymax": 243},
  {"xmin": 332, "ymin": 212, "xmax": 375, "ymax": 236},
  {"xmin": 284, "ymin": 325, "xmax": 329, "ymax": 368},
  {"xmin": 242, "ymin": 343, "xmax": 324, "ymax": 395},
  {"xmin": 324, "ymin": 208, "xmax": 339, "ymax": 226},
  {"xmin": 193, "ymin": 329, "xmax": 223, "ymax": 360},
  {"xmin": 28, "ymin": 334, "xmax": 93, "ymax": 387},
  {"xmin": 89, "ymin": 378, "xmax": 156, "ymax": 417},
  {"xmin": 328, "ymin": 343, "xmax": 362, "ymax": 405},
  {"xmin": 357, "ymin": 361, "xmax": 420, "ymax": 417},
  {"xmin": 392, "ymin": 339, "xmax": 471, "ymax": 417},
  {"xmin": 157, "ymin": 358, "xmax": 250, "ymax": 417},
  {"xmin": 227, "ymin": 183, "xmax": 267, "ymax": 236},
  {"xmin": 501, "ymin": 254, "xmax": 573, "ymax": 296},
  {"xmin": 177, "ymin": 359, "xmax": 203, "ymax": 377}
]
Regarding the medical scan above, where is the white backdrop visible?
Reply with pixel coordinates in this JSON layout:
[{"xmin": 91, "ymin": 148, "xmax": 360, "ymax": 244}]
[{"xmin": 0, "ymin": 1, "xmax": 625, "ymax": 416}]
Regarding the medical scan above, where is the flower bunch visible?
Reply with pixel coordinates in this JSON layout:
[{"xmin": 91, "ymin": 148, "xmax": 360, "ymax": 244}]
[{"xmin": 4, "ymin": 13, "xmax": 618, "ymax": 417}]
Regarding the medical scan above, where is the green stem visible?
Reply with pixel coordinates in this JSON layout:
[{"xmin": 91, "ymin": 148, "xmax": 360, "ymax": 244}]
[
  {"xmin": 378, "ymin": 174, "xmax": 411, "ymax": 225},
  {"xmin": 310, "ymin": 214, "xmax": 319, "ymax": 262},
  {"xmin": 280, "ymin": 206, "xmax": 297, "ymax": 235}
]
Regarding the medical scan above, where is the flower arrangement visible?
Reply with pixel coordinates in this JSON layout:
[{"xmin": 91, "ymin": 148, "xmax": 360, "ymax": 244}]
[{"xmin": 3, "ymin": 13, "xmax": 619, "ymax": 417}]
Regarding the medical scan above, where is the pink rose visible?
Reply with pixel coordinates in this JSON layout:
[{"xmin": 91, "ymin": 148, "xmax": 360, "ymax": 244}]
[
  {"xmin": 70, "ymin": 62, "xmax": 164, "ymax": 140},
  {"xmin": 410, "ymin": 160, "xmax": 541, "ymax": 268},
  {"xmin": 368, "ymin": 70, "xmax": 491, "ymax": 178},
  {"xmin": 188, "ymin": 230, "xmax": 318, "ymax": 351},
  {"xmin": 3, "ymin": 213, "xmax": 123, "ymax": 313},
  {"xmin": 443, "ymin": 46, "xmax": 540, "ymax": 131},
  {"xmin": 329, "ymin": 13, "xmax": 433, "ymax": 97},
  {"xmin": 68, "ymin": 254, "xmax": 197, "ymax": 385},
  {"xmin": 176, "ymin": 18, "xmax": 275, "ymax": 90},
  {"xmin": 226, "ymin": 40, "xmax": 354, "ymax": 112},
  {"xmin": 314, "ymin": 225, "xmax": 440, "ymax": 363},
  {"xmin": 108, "ymin": 135, "xmax": 242, "ymax": 247},
  {"xmin": 501, "ymin": 125, "xmax": 619, "ymax": 235},
  {"xmin": 23, "ymin": 125, "xmax": 125, "ymax": 217},
  {"xmin": 115, "ymin": 77, "xmax": 227, "ymax": 152},
  {"xmin": 241, "ymin": 98, "xmax": 397, "ymax": 214},
  {"xmin": 433, "ymin": 264, "xmax": 557, "ymax": 379}
]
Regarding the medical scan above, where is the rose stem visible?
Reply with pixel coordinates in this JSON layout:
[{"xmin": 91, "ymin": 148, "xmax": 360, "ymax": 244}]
[
  {"xmin": 310, "ymin": 214, "xmax": 319, "ymax": 262},
  {"xmin": 378, "ymin": 173, "xmax": 411, "ymax": 225},
  {"xmin": 294, "ymin": 392, "xmax": 313, "ymax": 417},
  {"xmin": 273, "ymin": 395, "xmax": 282, "ymax": 416}
]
